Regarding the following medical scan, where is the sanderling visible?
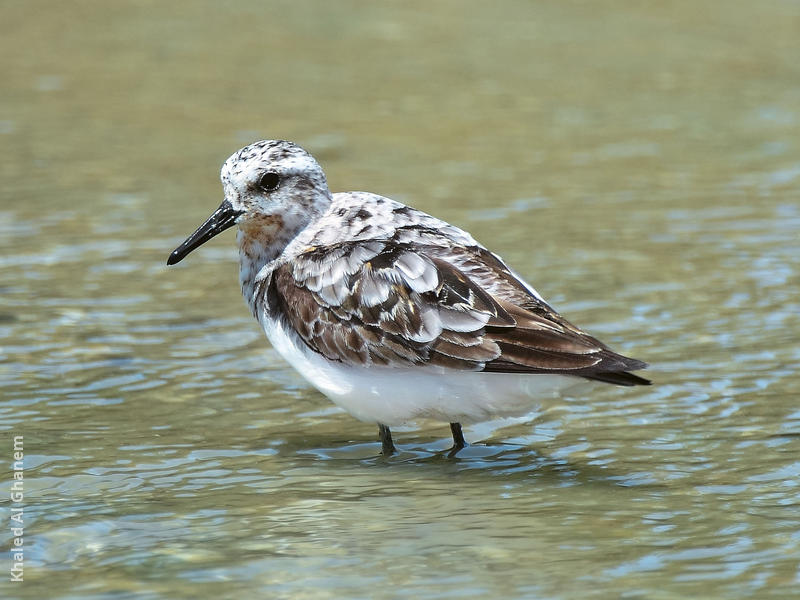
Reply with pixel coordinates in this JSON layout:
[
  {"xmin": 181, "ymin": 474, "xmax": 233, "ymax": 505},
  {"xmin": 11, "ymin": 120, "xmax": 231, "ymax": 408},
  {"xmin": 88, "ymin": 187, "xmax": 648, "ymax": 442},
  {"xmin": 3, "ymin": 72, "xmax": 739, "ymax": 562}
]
[{"xmin": 168, "ymin": 140, "xmax": 650, "ymax": 456}]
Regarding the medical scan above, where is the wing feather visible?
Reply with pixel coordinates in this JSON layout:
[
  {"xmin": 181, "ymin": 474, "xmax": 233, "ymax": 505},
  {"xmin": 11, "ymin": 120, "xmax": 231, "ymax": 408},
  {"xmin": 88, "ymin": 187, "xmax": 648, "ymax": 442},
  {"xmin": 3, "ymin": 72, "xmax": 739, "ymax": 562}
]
[{"xmin": 268, "ymin": 239, "xmax": 649, "ymax": 385}]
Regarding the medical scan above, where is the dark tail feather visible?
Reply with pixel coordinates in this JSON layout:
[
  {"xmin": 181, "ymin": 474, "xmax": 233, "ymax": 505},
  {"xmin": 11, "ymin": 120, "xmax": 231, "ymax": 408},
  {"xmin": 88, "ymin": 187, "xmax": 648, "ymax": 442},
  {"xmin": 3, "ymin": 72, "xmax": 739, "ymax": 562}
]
[{"xmin": 584, "ymin": 370, "xmax": 652, "ymax": 386}]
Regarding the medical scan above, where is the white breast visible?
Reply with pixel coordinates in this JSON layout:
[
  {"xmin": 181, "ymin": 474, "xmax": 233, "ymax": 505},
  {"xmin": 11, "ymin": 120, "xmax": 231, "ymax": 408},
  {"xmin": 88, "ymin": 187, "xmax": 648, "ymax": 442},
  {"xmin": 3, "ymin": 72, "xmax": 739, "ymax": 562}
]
[{"xmin": 260, "ymin": 313, "xmax": 581, "ymax": 426}]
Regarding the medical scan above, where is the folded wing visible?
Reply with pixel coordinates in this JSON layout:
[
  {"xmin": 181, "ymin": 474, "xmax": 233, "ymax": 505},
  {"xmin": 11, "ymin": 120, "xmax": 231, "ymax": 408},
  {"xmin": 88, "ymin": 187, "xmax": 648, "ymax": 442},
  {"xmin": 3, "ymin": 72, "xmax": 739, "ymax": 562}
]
[{"xmin": 267, "ymin": 240, "xmax": 650, "ymax": 385}]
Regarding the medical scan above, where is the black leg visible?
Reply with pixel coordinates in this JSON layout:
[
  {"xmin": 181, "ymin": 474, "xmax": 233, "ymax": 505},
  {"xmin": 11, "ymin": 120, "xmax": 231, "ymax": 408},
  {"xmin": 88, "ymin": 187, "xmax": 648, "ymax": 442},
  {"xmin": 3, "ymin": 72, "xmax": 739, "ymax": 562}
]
[
  {"xmin": 378, "ymin": 424, "xmax": 396, "ymax": 456},
  {"xmin": 448, "ymin": 422, "xmax": 466, "ymax": 456}
]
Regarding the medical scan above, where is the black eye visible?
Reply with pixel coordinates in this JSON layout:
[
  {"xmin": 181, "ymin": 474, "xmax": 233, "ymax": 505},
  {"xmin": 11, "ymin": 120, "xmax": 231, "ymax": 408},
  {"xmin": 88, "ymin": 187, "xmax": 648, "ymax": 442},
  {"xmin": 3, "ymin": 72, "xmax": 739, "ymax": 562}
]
[{"xmin": 258, "ymin": 172, "xmax": 280, "ymax": 192}]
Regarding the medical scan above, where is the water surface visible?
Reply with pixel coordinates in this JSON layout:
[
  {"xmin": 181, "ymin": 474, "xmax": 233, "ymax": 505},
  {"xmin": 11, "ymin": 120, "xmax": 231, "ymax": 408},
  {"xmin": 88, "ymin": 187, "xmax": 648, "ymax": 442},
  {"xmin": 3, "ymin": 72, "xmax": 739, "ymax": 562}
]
[{"xmin": 1, "ymin": 1, "xmax": 799, "ymax": 598}]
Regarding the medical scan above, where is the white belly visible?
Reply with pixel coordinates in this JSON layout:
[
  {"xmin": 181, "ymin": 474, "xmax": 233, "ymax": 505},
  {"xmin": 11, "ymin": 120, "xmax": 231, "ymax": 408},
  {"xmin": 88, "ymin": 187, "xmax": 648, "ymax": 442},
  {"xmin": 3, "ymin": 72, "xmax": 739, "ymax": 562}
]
[{"xmin": 261, "ymin": 316, "xmax": 582, "ymax": 426}]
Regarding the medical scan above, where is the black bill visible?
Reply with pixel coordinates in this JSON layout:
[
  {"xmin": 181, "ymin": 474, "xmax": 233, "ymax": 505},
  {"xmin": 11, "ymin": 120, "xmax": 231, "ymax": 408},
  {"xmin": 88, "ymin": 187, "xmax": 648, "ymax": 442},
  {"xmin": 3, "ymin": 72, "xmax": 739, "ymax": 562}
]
[{"xmin": 167, "ymin": 200, "xmax": 243, "ymax": 265}]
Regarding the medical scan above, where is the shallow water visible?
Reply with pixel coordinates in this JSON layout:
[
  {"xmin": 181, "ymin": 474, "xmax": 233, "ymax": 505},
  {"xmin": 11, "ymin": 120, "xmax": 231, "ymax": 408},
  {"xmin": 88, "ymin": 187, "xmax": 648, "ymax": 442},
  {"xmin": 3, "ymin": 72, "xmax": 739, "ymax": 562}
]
[{"xmin": 2, "ymin": 1, "xmax": 799, "ymax": 598}]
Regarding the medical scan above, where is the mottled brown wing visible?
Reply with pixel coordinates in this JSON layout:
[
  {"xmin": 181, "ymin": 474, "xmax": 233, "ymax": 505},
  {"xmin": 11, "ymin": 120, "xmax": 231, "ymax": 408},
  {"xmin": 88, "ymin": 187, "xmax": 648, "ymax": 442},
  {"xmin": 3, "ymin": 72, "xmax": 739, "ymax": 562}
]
[
  {"xmin": 269, "ymin": 241, "xmax": 649, "ymax": 384},
  {"xmin": 419, "ymin": 243, "xmax": 650, "ymax": 383},
  {"xmin": 269, "ymin": 241, "xmax": 511, "ymax": 369}
]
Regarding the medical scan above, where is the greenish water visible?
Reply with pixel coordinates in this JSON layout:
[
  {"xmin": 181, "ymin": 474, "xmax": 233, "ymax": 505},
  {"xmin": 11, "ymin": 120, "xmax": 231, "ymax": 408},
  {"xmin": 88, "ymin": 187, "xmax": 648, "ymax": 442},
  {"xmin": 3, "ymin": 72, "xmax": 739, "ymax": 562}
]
[{"xmin": 2, "ymin": 1, "xmax": 799, "ymax": 598}]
